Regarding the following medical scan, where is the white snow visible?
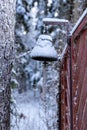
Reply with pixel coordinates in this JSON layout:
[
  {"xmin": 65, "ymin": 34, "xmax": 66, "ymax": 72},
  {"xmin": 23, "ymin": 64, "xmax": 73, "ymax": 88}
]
[
  {"xmin": 17, "ymin": 50, "xmax": 31, "ymax": 59},
  {"xmin": 58, "ymin": 44, "xmax": 67, "ymax": 61},
  {"xmin": 71, "ymin": 8, "xmax": 87, "ymax": 35},
  {"xmin": 16, "ymin": 6, "xmax": 26, "ymax": 15},
  {"xmin": 11, "ymin": 88, "xmax": 58, "ymax": 130},
  {"xmin": 31, "ymin": 71, "xmax": 40, "ymax": 82},
  {"xmin": 30, "ymin": 34, "xmax": 58, "ymax": 59},
  {"xmin": 24, "ymin": 14, "xmax": 28, "ymax": 22},
  {"xmin": 30, "ymin": 45, "xmax": 57, "ymax": 59},
  {"xmin": 11, "ymin": 78, "xmax": 19, "ymax": 86},
  {"xmin": 20, "ymin": 57, "xmax": 27, "ymax": 64},
  {"xmin": 47, "ymin": 0, "xmax": 52, "ymax": 7},
  {"xmin": 11, "ymin": 90, "xmax": 48, "ymax": 130},
  {"xmin": 17, "ymin": 0, "xmax": 22, "ymax": 5},
  {"xmin": 12, "ymin": 68, "xmax": 17, "ymax": 75},
  {"xmin": 25, "ymin": 0, "xmax": 33, "ymax": 5},
  {"xmin": 37, "ymin": 78, "xmax": 43, "ymax": 88},
  {"xmin": 30, "ymin": 5, "xmax": 38, "ymax": 18},
  {"xmin": 0, "ymin": 88, "xmax": 5, "ymax": 93},
  {"xmin": 63, "ymin": 0, "xmax": 66, "ymax": 3},
  {"xmin": 43, "ymin": 18, "xmax": 69, "ymax": 24}
]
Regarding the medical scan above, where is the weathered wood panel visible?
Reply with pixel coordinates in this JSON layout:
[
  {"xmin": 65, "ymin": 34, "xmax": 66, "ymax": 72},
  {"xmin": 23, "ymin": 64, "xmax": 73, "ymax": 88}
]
[{"xmin": 60, "ymin": 9, "xmax": 87, "ymax": 130}]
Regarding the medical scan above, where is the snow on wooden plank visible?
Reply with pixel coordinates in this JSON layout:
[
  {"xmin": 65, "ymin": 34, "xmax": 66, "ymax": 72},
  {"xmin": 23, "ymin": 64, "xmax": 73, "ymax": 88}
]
[
  {"xmin": 43, "ymin": 18, "xmax": 69, "ymax": 25},
  {"xmin": 71, "ymin": 8, "xmax": 87, "ymax": 35},
  {"xmin": 58, "ymin": 44, "xmax": 67, "ymax": 61}
]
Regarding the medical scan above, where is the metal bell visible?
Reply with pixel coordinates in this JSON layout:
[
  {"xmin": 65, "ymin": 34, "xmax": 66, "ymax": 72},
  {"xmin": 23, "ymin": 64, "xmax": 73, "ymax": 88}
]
[{"xmin": 30, "ymin": 34, "xmax": 58, "ymax": 61}]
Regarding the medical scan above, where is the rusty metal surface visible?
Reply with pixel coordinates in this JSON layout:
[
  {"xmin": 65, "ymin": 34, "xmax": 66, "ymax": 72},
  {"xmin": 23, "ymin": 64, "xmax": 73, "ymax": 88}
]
[{"xmin": 60, "ymin": 14, "xmax": 87, "ymax": 130}]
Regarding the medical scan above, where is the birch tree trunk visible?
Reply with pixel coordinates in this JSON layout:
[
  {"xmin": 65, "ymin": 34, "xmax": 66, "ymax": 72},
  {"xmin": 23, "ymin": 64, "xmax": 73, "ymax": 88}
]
[{"xmin": 0, "ymin": 0, "xmax": 15, "ymax": 129}]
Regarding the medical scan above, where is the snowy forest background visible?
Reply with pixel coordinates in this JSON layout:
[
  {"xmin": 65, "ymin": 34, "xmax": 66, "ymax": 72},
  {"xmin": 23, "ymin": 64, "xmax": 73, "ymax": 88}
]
[
  {"xmin": 0, "ymin": 0, "xmax": 87, "ymax": 130},
  {"xmin": 11, "ymin": 0, "xmax": 87, "ymax": 130}
]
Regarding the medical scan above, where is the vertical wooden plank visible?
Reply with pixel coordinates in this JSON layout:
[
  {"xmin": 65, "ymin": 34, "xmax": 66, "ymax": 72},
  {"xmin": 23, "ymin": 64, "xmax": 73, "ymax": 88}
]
[
  {"xmin": 72, "ymin": 30, "xmax": 87, "ymax": 130},
  {"xmin": 61, "ymin": 61, "xmax": 67, "ymax": 130},
  {"xmin": 60, "ymin": 12, "xmax": 87, "ymax": 130}
]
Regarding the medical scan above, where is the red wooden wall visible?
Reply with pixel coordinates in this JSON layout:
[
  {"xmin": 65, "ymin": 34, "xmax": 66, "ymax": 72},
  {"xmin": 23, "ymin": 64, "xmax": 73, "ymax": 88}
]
[{"xmin": 60, "ymin": 10, "xmax": 87, "ymax": 130}]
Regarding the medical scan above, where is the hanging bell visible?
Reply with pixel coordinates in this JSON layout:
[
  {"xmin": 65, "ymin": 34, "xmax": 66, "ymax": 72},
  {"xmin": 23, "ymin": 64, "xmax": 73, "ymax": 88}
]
[{"xmin": 30, "ymin": 34, "xmax": 58, "ymax": 62}]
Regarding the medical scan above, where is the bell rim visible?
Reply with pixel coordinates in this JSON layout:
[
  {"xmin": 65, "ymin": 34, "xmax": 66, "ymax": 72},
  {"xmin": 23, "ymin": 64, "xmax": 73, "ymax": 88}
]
[{"xmin": 31, "ymin": 55, "xmax": 58, "ymax": 62}]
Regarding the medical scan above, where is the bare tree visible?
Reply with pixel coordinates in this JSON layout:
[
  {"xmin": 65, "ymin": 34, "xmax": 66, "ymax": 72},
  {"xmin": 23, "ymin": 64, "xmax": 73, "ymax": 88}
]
[{"xmin": 0, "ymin": 0, "xmax": 15, "ymax": 129}]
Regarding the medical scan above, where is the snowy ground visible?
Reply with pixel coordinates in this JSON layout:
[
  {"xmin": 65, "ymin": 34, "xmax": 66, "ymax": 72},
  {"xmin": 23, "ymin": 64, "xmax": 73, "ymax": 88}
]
[{"xmin": 11, "ymin": 89, "xmax": 48, "ymax": 130}]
